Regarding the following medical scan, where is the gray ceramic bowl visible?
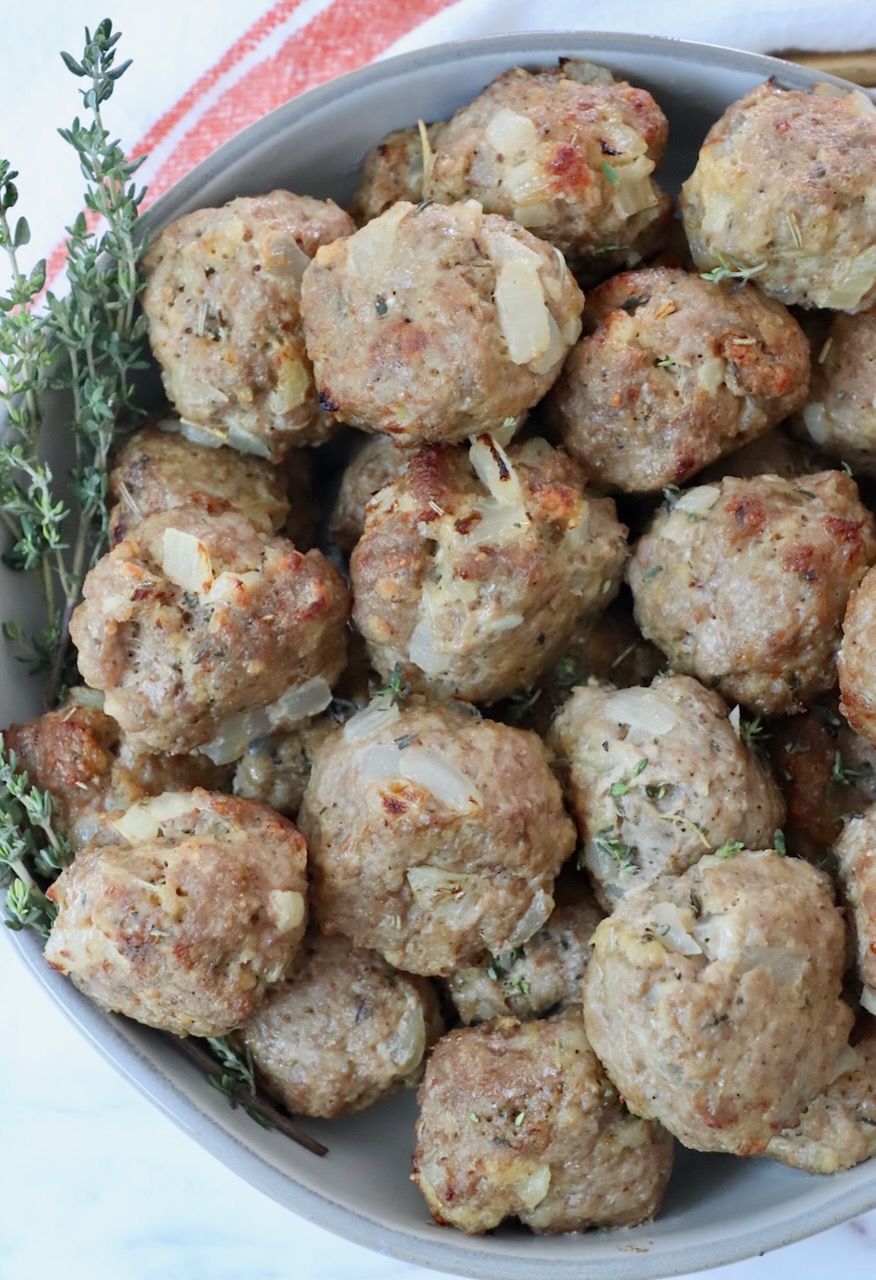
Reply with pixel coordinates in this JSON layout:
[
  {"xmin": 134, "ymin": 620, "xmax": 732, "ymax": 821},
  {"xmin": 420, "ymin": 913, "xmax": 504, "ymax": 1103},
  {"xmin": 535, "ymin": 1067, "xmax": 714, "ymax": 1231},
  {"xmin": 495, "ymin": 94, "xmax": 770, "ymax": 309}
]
[{"xmin": 4, "ymin": 31, "xmax": 876, "ymax": 1280}]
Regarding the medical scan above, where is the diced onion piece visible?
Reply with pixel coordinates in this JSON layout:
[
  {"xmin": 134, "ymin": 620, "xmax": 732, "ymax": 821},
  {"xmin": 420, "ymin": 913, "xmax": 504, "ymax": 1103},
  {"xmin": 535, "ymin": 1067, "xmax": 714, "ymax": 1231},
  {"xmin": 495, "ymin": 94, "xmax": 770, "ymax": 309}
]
[
  {"xmin": 650, "ymin": 902, "xmax": 703, "ymax": 956},
  {"xmin": 504, "ymin": 888, "xmax": 554, "ymax": 949},
  {"xmin": 199, "ymin": 707, "xmax": 271, "ymax": 764},
  {"xmin": 612, "ymin": 155, "xmax": 657, "ymax": 219},
  {"xmin": 861, "ymin": 985, "xmax": 876, "ymax": 1015},
  {"xmin": 729, "ymin": 704, "xmax": 742, "ymax": 738},
  {"xmin": 112, "ymin": 791, "xmax": 203, "ymax": 843},
  {"xmin": 348, "ymin": 203, "xmax": 408, "ymax": 275},
  {"xmin": 469, "ymin": 434, "xmax": 527, "ymax": 509},
  {"xmin": 68, "ymin": 686, "xmax": 105, "ymax": 710},
  {"xmin": 171, "ymin": 417, "xmax": 227, "ymax": 448},
  {"xmin": 266, "ymin": 889, "xmax": 305, "ymax": 934},
  {"xmin": 661, "ymin": 484, "xmax": 722, "ymax": 544},
  {"xmin": 360, "ymin": 741, "xmax": 403, "ymax": 783},
  {"xmin": 272, "ymin": 676, "xmax": 333, "ymax": 726},
  {"xmin": 483, "ymin": 230, "xmax": 544, "ymax": 272},
  {"xmin": 226, "ymin": 423, "xmax": 272, "ymax": 458},
  {"xmin": 515, "ymin": 1165, "xmax": 552, "ymax": 1210},
  {"xmin": 829, "ymin": 1044, "xmax": 860, "ymax": 1083},
  {"xmin": 600, "ymin": 122, "xmax": 648, "ymax": 157},
  {"xmin": 494, "ymin": 260, "xmax": 551, "ymax": 365},
  {"xmin": 485, "ymin": 107, "xmax": 538, "ymax": 155},
  {"xmin": 205, "ymin": 571, "xmax": 262, "ymax": 605},
  {"xmin": 606, "ymin": 687, "xmax": 679, "ymax": 736},
  {"xmin": 417, "ymin": 118, "xmax": 435, "ymax": 188},
  {"xmin": 465, "ymin": 500, "xmax": 526, "ymax": 547},
  {"xmin": 385, "ymin": 1007, "xmax": 426, "ymax": 1071},
  {"xmin": 482, "ymin": 612, "xmax": 524, "ymax": 634},
  {"xmin": 409, "ymin": 616, "xmax": 446, "ymax": 675},
  {"xmin": 344, "ymin": 697, "xmax": 401, "ymax": 744},
  {"xmin": 270, "ymin": 356, "xmax": 310, "ymax": 411},
  {"xmin": 803, "ymin": 402, "xmax": 829, "ymax": 444},
  {"xmin": 822, "ymin": 249, "xmax": 876, "ymax": 310},
  {"xmin": 503, "ymin": 159, "xmax": 550, "ymax": 204},
  {"xmin": 399, "ymin": 746, "xmax": 482, "ymax": 812},
  {"xmin": 406, "ymin": 865, "xmax": 481, "ymax": 906},
  {"xmin": 513, "ymin": 202, "xmax": 552, "ymax": 228},
  {"xmin": 162, "ymin": 527, "xmax": 214, "ymax": 595},
  {"xmin": 697, "ymin": 354, "xmax": 726, "ymax": 394},
  {"xmin": 528, "ymin": 310, "xmax": 566, "ymax": 375}
]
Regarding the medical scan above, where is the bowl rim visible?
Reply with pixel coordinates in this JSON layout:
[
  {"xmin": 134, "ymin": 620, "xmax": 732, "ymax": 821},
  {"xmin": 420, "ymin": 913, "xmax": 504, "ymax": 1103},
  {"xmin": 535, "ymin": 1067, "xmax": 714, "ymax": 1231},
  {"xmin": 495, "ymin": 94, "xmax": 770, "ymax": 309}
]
[{"xmin": 6, "ymin": 27, "xmax": 876, "ymax": 1280}]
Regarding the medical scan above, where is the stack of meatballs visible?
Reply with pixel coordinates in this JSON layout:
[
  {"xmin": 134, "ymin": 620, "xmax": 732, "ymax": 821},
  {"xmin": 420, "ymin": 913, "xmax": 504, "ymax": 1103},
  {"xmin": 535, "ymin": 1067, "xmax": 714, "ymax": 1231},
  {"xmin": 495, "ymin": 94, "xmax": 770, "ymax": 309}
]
[{"xmin": 10, "ymin": 61, "xmax": 876, "ymax": 1237}]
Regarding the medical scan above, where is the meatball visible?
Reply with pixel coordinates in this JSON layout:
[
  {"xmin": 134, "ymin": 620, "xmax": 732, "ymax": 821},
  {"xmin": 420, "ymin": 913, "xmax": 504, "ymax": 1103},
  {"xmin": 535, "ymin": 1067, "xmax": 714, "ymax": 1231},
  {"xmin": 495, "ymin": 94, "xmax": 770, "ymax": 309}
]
[
  {"xmin": 299, "ymin": 199, "xmax": 583, "ymax": 446},
  {"xmin": 329, "ymin": 434, "xmax": 410, "ymax": 553},
  {"xmin": 3, "ymin": 695, "xmax": 230, "ymax": 849},
  {"xmin": 425, "ymin": 61, "xmax": 671, "ymax": 272},
  {"xmin": 108, "ymin": 421, "xmax": 290, "ymax": 542},
  {"xmin": 141, "ymin": 191, "xmax": 355, "ymax": 461},
  {"xmin": 241, "ymin": 929, "xmax": 443, "ymax": 1117},
  {"xmin": 44, "ymin": 790, "xmax": 308, "ymax": 1037},
  {"xmin": 834, "ymin": 809, "xmax": 876, "ymax": 997},
  {"xmin": 583, "ymin": 850, "xmax": 854, "ymax": 1155},
  {"xmin": 769, "ymin": 700, "xmax": 876, "ymax": 863},
  {"xmin": 350, "ymin": 122, "xmax": 444, "ymax": 224},
  {"xmin": 70, "ymin": 507, "xmax": 349, "ymax": 755},
  {"xmin": 444, "ymin": 870, "xmax": 602, "ymax": 1024},
  {"xmin": 412, "ymin": 1010, "xmax": 673, "ymax": 1234},
  {"xmin": 697, "ymin": 426, "xmax": 820, "ymax": 485},
  {"xmin": 351, "ymin": 436, "xmax": 628, "ymax": 704},
  {"xmin": 629, "ymin": 472, "xmax": 876, "ymax": 716},
  {"xmin": 550, "ymin": 675, "xmax": 785, "ymax": 909},
  {"xmin": 838, "ymin": 565, "xmax": 876, "ymax": 747},
  {"xmin": 765, "ymin": 1019, "xmax": 876, "ymax": 1174},
  {"xmin": 681, "ymin": 81, "xmax": 876, "ymax": 312},
  {"xmin": 547, "ymin": 267, "xmax": 809, "ymax": 493},
  {"xmin": 796, "ymin": 307, "xmax": 876, "ymax": 473},
  {"xmin": 298, "ymin": 699, "xmax": 576, "ymax": 976}
]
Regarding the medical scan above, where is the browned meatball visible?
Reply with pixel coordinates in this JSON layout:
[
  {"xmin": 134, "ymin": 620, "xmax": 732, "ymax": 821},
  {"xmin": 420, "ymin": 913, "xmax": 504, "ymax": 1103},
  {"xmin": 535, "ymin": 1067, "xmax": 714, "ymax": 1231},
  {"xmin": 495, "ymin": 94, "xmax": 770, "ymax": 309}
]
[
  {"xmin": 796, "ymin": 307, "xmax": 876, "ymax": 472},
  {"xmin": 142, "ymin": 191, "xmax": 355, "ymax": 461},
  {"xmin": 412, "ymin": 1010, "xmax": 673, "ymax": 1234},
  {"xmin": 681, "ymin": 81, "xmax": 876, "ymax": 312},
  {"xmin": 241, "ymin": 929, "xmax": 443, "ymax": 1117},
  {"xmin": 629, "ymin": 473, "xmax": 876, "ymax": 716},
  {"xmin": 108, "ymin": 421, "xmax": 291, "ymax": 543},
  {"xmin": 329, "ymin": 434, "xmax": 410, "ymax": 553},
  {"xmin": 3, "ymin": 695, "xmax": 230, "ymax": 850},
  {"xmin": 70, "ymin": 507, "xmax": 349, "ymax": 755},
  {"xmin": 766, "ymin": 1019, "xmax": 876, "ymax": 1174},
  {"xmin": 834, "ymin": 809, "xmax": 876, "ymax": 999},
  {"xmin": 300, "ymin": 200, "xmax": 583, "ymax": 446},
  {"xmin": 350, "ymin": 122, "xmax": 445, "ymax": 224},
  {"xmin": 583, "ymin": 850, "xmax": 854, "ymax": 1155},
  {"xmin": 547, "ymin": 267, "xmax": 810, "ymax": 493},
  {"xmin": 425, "ymin": 61, "xmax": 671, "ymax": 273},
  {"xmin": 444, "ymin": 870, "xmax": 602, "ymax": 1024},
  {"xmin": 44, "ymin": 790, "xmax": 308, "ymax": 1037},
  {"xmin": 551, "ymin": 676, "xmax": 785, "ymax": 909},
  {"xmin": 298, "ymin": 699, "xmax": 576, "ymax": 976},
  {"xmin": 351, "ymin": 437, "xmax": 628, "ymax": 704}
]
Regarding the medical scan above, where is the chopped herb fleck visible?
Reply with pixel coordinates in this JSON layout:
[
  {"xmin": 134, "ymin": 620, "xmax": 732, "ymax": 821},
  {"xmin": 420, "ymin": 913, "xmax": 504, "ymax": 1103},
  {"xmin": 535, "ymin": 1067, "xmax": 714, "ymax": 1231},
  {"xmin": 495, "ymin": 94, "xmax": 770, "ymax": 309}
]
[
  {"xmin": 772, "ymin": 829, "xmax": 787, "ymax": 855},
  {"xmin": 514, "ymin": 1111, "xmax": 526, "ymax": 1127},
  {"xmin": 394, "ymin": 733, "xmax": 419, "ymax": 750},
  {"xmin": 700, "ymin": 251, "xmax": 767, "ymax": 287},
  {"xmin": 375, "ymin": 294, "xmax": 388, "ymax": 316},
  {"xmin": 714, "ymin": 840, "xmax": 744, "ymax": 859},
  {"xmin": 594, "ymin": 827, "xmax": 638, "ymax": 874},
  {"xmin": 601, "ymin": 161, "xmax": 619, "ymax": 185},
  {"xmin": 641, "ymin": 565, "xmax": 663, "ymax": 582},
  {"xmin": 689, "ymin": 891, "xmax": 702, "ymax": 918}
]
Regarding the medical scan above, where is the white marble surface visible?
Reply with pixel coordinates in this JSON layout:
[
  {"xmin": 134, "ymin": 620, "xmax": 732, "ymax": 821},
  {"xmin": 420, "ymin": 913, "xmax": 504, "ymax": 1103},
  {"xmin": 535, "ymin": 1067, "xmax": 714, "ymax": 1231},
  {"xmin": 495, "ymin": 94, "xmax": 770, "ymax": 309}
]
[{"xmin": 2, "ymin": 933, "xmax": 876, "ymax": 1280}]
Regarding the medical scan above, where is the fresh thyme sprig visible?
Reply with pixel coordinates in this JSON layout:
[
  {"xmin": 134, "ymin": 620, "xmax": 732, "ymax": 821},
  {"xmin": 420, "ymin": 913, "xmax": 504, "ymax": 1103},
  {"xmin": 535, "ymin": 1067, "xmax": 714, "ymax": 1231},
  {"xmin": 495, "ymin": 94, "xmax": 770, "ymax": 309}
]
[
  {"xmin": 0, "ymin": 733, "xmax": 71, "ymax": 937},
  {"xmin": 0, "ymin": 19, "xmax": 148, "ymax": 702},
  {"xmin": 175, "ymin": 1036, "xmax": 329, "ymax": 1156},
  {"xmin": 700, "ymin": 251, "xmax": 767, "ymax": 288}
]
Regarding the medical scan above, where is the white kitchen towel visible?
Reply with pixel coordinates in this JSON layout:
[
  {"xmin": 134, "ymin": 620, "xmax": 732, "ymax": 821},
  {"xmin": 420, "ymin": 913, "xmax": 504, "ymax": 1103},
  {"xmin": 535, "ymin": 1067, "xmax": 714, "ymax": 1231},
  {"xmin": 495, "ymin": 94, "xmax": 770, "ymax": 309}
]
[{"xmin": 1, "ymin": 0, "xmax": 874, "ymax": 295}]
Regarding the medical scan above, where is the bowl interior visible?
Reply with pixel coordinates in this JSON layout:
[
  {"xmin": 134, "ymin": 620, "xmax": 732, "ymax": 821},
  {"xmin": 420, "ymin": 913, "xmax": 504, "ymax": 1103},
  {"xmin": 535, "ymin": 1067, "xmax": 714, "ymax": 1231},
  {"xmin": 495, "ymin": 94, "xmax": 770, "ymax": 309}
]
[{"xmin": 5, "ymin": 30, "xmax": 876, "ymax": 1280}]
